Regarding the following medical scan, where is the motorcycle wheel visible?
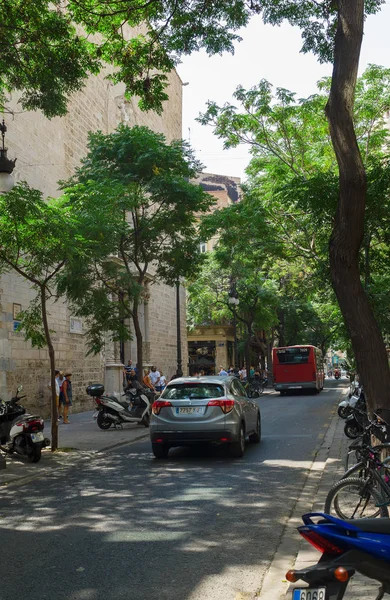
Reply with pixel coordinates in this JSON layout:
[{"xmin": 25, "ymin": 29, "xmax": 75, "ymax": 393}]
[
  {"xmin": 338, "ymin": 406, "xmax": 350, "ymax": 419},
  {"xmin": 97, "ymin": 410, "xmax": 112, "ymax": 430},
  {"xmin": 27, "ymin": 444, "xmax": 42, "ymax": 463},
  {"xmin": 344, "ymin": 423, "xmax": 361, "ymax": 439}
]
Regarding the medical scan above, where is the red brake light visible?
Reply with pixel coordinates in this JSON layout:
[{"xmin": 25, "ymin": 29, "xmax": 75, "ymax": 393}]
[
  {"xmin": 299, "ymin": 530, "xmax": 343, "ymax": 555},
  {"xmin": 207, "ymin": 399, "xmax": 235, "ymax": 414},
  {"xmin": 152, "ymin": 400, "xmax": 172, "ymax": 415}
]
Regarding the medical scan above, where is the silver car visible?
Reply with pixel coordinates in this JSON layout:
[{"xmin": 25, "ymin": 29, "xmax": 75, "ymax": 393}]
[{"xmin": 150, "ymin": 375, "xmax": 261, "ymax": 458}]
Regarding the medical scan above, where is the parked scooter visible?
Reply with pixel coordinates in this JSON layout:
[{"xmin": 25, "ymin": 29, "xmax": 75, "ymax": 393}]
[
  {"xmin": 87, "ymin": 383, "xmax": 152, "ymax": 429},
  {"xmin": 286, "ymin": 512, "xmax": 390, "ymax": 600},
  {"xmin": 0, "ymin": 386, "xmax": 49, "ymax": 463},
  {"xmin": 338, "ymin": 384, "xmax": 363, "ymax": 419},
  {"xmin": 344, "ymin": 400, "xmax": 367, "ymax": 439}
]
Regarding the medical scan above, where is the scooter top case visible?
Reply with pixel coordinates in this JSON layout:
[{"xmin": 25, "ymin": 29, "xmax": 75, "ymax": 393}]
[{"xmin": 86, "ymin": 384, "xmax": 105, "ymax": 397}]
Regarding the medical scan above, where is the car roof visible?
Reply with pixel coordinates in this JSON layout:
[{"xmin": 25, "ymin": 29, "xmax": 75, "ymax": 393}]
[{"xmin": 166, "ymin": 376, "xmax": 235, "ymax": 386}]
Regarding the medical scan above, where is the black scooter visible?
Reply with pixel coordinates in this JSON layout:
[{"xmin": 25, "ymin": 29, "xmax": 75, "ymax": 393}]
[{"xmin": 0, "ymin": 386, "xmax": 49, "ymax": 463}]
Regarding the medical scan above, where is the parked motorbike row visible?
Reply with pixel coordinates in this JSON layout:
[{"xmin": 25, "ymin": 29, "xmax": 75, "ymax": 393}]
[
  {"xmin": 287, "ymin": 381, "xmax": 390, "ymax": 599},
  {"xmin": 0, "ymin": 386, "xmax": 49, "ymax": 463}
]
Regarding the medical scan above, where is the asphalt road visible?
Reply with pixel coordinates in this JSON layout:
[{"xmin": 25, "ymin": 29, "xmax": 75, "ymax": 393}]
[{"xmin": 0, "ymin": 380, "xmax": 345, "ymax": 600}]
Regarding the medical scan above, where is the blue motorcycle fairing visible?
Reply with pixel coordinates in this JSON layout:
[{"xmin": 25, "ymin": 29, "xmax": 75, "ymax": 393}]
[{"xmin": 299, "ymin": 513, "xmax": 390, "ymax": 562}]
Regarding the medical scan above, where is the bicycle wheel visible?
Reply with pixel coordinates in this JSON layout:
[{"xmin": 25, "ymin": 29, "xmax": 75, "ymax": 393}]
[{"xmin": 324, "ymin": 477, "xmax": 389, "ymax": 519}]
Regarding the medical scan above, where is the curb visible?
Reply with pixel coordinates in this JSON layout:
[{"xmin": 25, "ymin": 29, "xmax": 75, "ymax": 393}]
[{"xmin": 258, "ymin": 386, "xmax": 347, "ymax": 599}]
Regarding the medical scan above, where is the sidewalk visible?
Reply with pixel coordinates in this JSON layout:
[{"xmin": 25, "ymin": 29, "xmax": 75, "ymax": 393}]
[
  {"xmin": 0, "ymin": 410, "xmax": 150, "ymax": 487},
  {"xmin": 260, "ymin": 389, "xmax": 380, "ymax": 599}
]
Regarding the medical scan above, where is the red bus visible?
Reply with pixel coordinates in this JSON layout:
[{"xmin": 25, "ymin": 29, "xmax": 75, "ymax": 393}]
[{"xmin": 272, "ymin": 345, "xmax": 325, "ymax": 395}]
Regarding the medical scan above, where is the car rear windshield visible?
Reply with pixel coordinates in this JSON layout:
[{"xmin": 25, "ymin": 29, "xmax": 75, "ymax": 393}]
[
  {"xmin": 162, "ymin": 383, "xmax": 225, "ymax": 400},
  {"xmin": 276, "ymin": 348, "xmax": 311, "ymax": 364}
]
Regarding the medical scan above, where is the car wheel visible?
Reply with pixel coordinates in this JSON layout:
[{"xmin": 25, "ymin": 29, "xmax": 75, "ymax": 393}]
[
  {"xmin": 249, "ymin": 414, "xmax": 261, "ymax": 444},
  {"xmin": 152, "ymin": 443, "xmax": 169, "ymax": 459},
  {"xmin": 230, "ymin": 423, "xmax": 245, "ymax": 458}
]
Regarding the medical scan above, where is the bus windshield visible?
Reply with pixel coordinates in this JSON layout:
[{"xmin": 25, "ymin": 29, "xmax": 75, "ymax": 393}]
[{"xmin": 275, "ymin": 348, "xmax": 311, "ymax": 364}]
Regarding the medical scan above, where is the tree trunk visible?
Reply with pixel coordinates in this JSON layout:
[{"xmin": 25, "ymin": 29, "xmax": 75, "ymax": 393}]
[
  {"xmin": 326, "ymin": 0, "xmax": 390, "ymax": 412},
  {"xmin": 132, "ymin": 298, "xmax": 143, "ymax": 384},
  {"xmin": 41, "ymin": 287, "xmax": 58, "ymax": 451}
]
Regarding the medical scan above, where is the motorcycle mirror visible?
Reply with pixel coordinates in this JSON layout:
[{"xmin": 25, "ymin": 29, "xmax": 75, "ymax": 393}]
[{"xmin": 17, "ymin": 385, "xmax": 23, "ymax": 393}]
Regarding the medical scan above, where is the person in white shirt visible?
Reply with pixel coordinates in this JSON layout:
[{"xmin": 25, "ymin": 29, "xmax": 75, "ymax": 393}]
[
  {"xmin": 156, "ymin": 371, "xmax": 167, "ymax": 392},
  {"xmin": 239, "ymin": 367, "xmax": 247, "ymax": 380},
  {"xmin": 48, "ymin": 369, "xmax": 62, "ymax": 420},
  {"xmin": 149, "ymin": 366, "xmax": 161, "ymax": 388}
]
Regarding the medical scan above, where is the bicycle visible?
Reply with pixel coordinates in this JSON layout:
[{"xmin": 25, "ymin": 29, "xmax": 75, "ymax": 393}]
[
  {"xmin": 325, "ymin": 441, "xmax": 390, "ymax": 519},
  {"xmin": 245, "ymin": 378, "xmax": 264, "ymax": 398}
]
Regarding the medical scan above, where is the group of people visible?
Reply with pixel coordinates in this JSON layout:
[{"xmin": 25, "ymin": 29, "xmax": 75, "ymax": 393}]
[
  {"xmin": 49, "ymin": 370, "xmax": 73, "ymax": 424},
  {"xmin": 218, "ymin": 365, "xmax": 268, "ymax": 382},
  {"xmin": 123, "ymin": 360, "xmax": 167, "ymax": 394}
]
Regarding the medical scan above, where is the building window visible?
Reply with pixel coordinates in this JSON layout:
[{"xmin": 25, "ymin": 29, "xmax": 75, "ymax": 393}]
[{"xmin": 199, "ymin": 242, "xmax": 207, "ymax": 253}]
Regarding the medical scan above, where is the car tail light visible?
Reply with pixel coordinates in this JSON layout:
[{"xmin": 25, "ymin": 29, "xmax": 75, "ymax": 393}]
[
  {"xmin": 207, "ymin": 399, "xmax": 235, "ymax": 414},
  {"xmin": 313, "ymin": 371, "xmax": 317, "ymax": 380},
  {"xmin": 152, "ymin": 400, "xmax": 172, "ymax": 415},
  {"xmin": 298, "ymin": 529, "xmax": 343, "ymax": 555}
]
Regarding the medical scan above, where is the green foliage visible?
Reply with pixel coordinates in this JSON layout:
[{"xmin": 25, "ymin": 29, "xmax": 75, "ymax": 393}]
[
  {"xmin": 193, "ymin": 66, "xmax": 390, "ymax": 354},
  {"xmin": 2, "ymin": 1, "xmax": 385, "ymax": 115},
  {"xmin": 0, "ymin": 0, "xmax": 99, "ymax": 117},
  {"xmin": 61, "ymin": 124, "xmax": 214, "ymax": 354},
  {"xmin": 0, "ymin": 183, "xmax": 84, "ymax": 345}
]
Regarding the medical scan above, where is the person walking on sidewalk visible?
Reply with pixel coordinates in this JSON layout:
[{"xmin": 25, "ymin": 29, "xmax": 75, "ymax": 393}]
[
  {"xmin": 62, "ymin": 372, "xmax": 73, "ymax": 424},
  {"xmin": 48, "ymin": 370, "xmax": 63, "ymax": 421}
]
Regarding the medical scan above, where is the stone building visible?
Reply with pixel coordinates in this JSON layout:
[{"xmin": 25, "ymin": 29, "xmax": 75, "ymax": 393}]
[
  {"xmin": 0, "ymin": 65, "xmax": 188, "ymax": 416},
  {"xmin": 187, "ymin": 173, "xmax": 241, "ymax": 374}
]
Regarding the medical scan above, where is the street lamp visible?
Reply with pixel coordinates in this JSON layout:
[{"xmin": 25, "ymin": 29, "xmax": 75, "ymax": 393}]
[
  {"xmin": 0, "ymin": 120, "xmax": 16, "ymax": 193},
  {"xmin": 228, "ymin": 284, "xmax": 239, "ymax": 369},
  {"xmin": 175, "ymin": 280, "xmax": 183, "ymax": 378}
]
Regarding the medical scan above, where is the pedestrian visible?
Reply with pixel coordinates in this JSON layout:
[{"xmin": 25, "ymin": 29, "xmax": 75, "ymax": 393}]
[
  {"xmin": 156, "ymin": 370, "xmax": 167, "ymax": 393},
  {"xmin": 61, "ymin": 372, "xmax": 72, "ymax": 424},
  {"xmin": 250, "ymin": 365, "xmax": 255, "ymax": 378},
  {"xmin": 227, "ymin": 365, "xmax": 234, "ymax": 374},
  {"xmin": 149, "ymin": 366, "xmax": 161, "ymax": 389},
  {"xmin": 48, "ymin": 370, "xmax": 62, "ymax": 421},
  {"xmin": 239, "ymin": 366, "xmax": 247, "ymax": 380},
  {"xmin": 57, "ymin": 371, "xmax": 65, "ymax": 420},
  {"xmin": 143, "ymin": 369, "xmax": 155, "ymax": 392},
  {"xmin": 219, "ymin": 366, "xmax": 228, "ymax": 376}
]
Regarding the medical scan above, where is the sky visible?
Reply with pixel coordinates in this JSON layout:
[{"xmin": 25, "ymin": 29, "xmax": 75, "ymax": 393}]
[{"xmin": 177, "ymin": 1, "xmax": 390, "ymax": 182}]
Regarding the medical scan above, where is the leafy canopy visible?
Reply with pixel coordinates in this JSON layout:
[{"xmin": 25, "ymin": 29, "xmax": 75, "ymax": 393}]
[
  {"xmin": 0, "ymin": 184, "xmax": 86, "ymax": 346},
  {"xmin": 2, "ymin": 0, "xmax": 384, "ymax": 116},
  {"xmin": 60, "ymin": 124, "xmax": 214, "ymax": 354}
]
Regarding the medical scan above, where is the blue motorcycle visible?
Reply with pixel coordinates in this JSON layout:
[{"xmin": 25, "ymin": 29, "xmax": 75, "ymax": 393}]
[{"xmin": 286, "ymin": 512, "xmax": 390, "ymax": 600}]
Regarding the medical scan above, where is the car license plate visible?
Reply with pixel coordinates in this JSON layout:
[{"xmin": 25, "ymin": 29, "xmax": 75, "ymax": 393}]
[
  {"xmin": 31, "ymin": 432, "xmax": 44, "ymax": 443},
  {"xmin": 292, "ymin": 588, "xmax": 326, "ymax": 600},
  {"xmin": 289, "ymin": 386, "xmax": 303, "ymax": 389},
  {"xmin": 175, "ymin": 407, "xmax": 205, "ymax": 415}
]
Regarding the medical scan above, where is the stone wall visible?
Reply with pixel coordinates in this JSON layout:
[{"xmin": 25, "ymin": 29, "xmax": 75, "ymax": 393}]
[{"xmin": 0, "ymin": 57, "xmax": 187, "ymax": 417}]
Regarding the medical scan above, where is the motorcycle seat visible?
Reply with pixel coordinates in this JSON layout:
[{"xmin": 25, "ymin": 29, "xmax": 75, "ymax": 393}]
[
  {"xmin": 349, "ymin": 518, "xmax": 390, "ymax": 535},
  {"xmin": 106, "ymin": 396, "xmax": 128, "ymax": 408}
]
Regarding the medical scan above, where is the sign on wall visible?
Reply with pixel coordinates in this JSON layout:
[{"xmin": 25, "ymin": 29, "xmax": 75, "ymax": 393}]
[{"xmin": 70, "ymin": 317, "xmax": 83, "ymax": 334}]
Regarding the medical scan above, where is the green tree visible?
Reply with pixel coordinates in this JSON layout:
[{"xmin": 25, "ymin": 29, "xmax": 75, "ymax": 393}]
[
  {"xmin": 198, "ymin": 59, "xmax": 390, "ymax": 410},
  {"xmin": 61, "ymin": 125, "xmax": 213, "ymax": 377},
  {"xmin": 4, "ymin": 0, "xmax": 388, "ymax": 407},
  {"xmin": 0, "ymin": 184, "xmax": 86, "ymax": 450}
]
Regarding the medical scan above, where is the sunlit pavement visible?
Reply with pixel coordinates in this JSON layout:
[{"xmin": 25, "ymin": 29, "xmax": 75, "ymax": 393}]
[{"xmin": 0, "ymin": 382, "xmax": 344, "ymax": 600}]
